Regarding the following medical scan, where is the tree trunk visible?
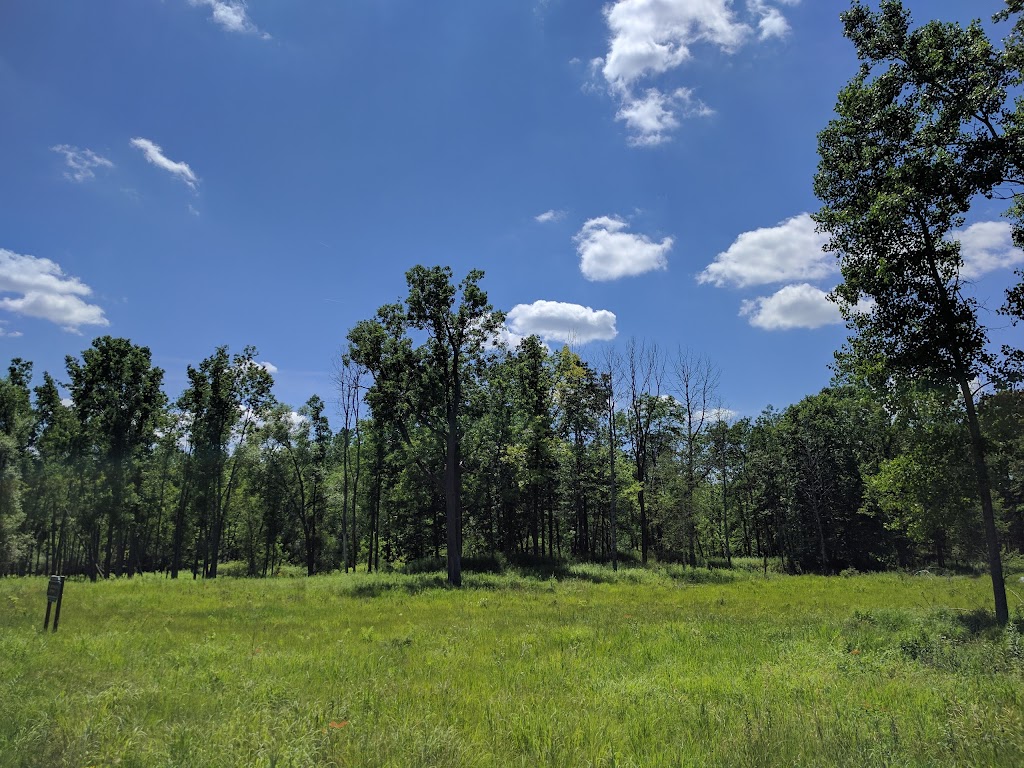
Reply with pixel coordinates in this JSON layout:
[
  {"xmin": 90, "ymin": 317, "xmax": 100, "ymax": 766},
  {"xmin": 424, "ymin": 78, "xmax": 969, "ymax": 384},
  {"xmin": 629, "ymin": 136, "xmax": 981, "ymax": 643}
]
[
  {"xmin": 958, "ymin": 376, "xmax": 1009, "ymax": 624},
  {"xmin": 445, "ymin": 405, "xmax": 462, "ymax": 587}
]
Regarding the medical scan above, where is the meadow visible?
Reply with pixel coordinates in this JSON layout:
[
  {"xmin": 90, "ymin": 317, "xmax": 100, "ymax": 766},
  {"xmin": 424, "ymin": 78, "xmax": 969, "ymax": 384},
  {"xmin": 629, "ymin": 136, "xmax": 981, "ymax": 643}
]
[{"xmin": 2, "ymin": 562, "xmax": 1023, "ymax": 767}]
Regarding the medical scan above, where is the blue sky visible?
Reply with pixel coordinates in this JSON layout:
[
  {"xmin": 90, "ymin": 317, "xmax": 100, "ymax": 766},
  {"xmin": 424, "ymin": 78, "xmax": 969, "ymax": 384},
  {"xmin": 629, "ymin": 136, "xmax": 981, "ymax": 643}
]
[{"xmin": 1, "ymin": 0, "xmax": 1020, "ymax": 420}]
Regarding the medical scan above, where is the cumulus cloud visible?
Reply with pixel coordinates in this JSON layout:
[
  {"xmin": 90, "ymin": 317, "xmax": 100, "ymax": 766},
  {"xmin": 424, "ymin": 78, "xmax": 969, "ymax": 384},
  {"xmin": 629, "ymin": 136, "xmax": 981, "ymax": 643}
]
[
  {"xmin": 506, "ymin": 300, "xmax": 618, "ymax": 344},
  {"xmin": 739, "ymin": 283, "xmax": 871, "ymax": 330},
  {"xmin": 575, "ymin": 216, "xmax": 673, "ymax": 281},
  {"xmin": 0, "ymin": 248, "xmax": 109, "ymax": 332},
  {"xmin": 130, "ymin": 138, "xmax": 198, "ymax": 189},
  {"xmin": 699, "ymin": 213, "xmax": 832, "ymax": 288},
  {"xmin": 602, "ymin": 0, "xmax": 750, "ymax": 90},
  {"xmin": 595, "ymin": 0, "xmax": 795, "ymax": 145},
  {"xmin": 51, "ymin": 145, "xmax": 114, "ymax": 182},
  {"xmin": 187, "ymin": 0, "xmax": 269, "ymax": 38},
  {"xmin": 952, "ymin": 221, "xmax": 1024, "ymax": 280},
  {"xmin": 535, "ymin": 209, "xmax": 566, "ymax": 223},
  {"xmin": 257, "ymin": 360, "xmax": 278, "ymax": 374},
  {"xmin": 617, "ymin": 87, "xmax": 713, "ymax": 146}
]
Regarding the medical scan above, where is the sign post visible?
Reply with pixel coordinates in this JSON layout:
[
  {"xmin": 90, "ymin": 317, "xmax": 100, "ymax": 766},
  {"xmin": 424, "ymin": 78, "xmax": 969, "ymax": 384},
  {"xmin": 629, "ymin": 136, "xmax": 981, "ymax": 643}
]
[{"xmin": 43, "ymin": 576, "xmax": 65, "ymax": 632}]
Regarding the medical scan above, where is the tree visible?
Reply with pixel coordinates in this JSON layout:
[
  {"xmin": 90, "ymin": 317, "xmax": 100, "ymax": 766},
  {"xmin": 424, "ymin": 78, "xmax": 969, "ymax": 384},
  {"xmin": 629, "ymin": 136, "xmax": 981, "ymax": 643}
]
[
  {"xmin": 0, "ymin": 360, "xmax": 33, "ymax": 574},
  {"xmin": 334, "ymin": 358, "xmax": 365, "ymax": 572},
  {"xmin": 30, "ymin": 372, "xmax": 78, "ymax": 575},
  {"xmin": 863, "ymin": 384, "xmax": 979, "ymax": 567},
  {"xmin": 347, "ymin": 265, "xmax": 503, "ymax": 586},
  {"xmin": 67, "ymin": 338, "xmax": 166, "ymax": 579},
  {"xmin": 552, "ymin": 346, "xmax": 605, "ymax": 559},
  {"xmin": 65, "ymin": 338, "xmax": 165, "ymax": 579},
  {"xmin": 672, "ymin": 349, "xmax": 720, "ymax": 566},
  {"xmin": 814, "ymin": 1, "xmax": 1014, "ymax": 622},
  {"xmin": 263, "ymin": 397, "xmax": 332, "ymax": 575},
  {"xmin": 510, "ymin": 336, "xmax": 558, "ymax": 558},
  {"xmin": 980, "ymin": 389, "xmax": 1024, "ymax": 554},
  {"xmin": 622, "ymin": 339, "xmax": 665, "ymax": 565},
  {"xmin": 179, "ymin": 346, "xmax": 274, "ymax": 578}
]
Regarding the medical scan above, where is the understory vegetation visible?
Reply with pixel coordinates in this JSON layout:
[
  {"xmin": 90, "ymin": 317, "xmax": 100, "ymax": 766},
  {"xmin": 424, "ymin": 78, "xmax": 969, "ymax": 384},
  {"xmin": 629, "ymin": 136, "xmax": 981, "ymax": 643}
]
[{"xmin": 2, "ymin": 566, "xmax": 1023, "ymax": 767}]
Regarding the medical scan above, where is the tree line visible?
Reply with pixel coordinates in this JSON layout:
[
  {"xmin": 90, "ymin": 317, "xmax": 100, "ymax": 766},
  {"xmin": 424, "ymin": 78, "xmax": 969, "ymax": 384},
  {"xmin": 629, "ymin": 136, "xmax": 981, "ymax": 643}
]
[{"xmin": 0, "ymin": 304, "xmax": 1020, "ymax": 586}]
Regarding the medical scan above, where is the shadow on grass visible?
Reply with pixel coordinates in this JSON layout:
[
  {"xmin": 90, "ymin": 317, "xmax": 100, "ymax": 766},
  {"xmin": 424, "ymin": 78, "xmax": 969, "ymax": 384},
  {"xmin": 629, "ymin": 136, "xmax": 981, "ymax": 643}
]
[
  {"xmin": 951, "ymin": 607, "xmax": 1024, "ymax": 636},
  {"xmin": 341, "ymin": 558, "xmax": 740, "ymax": 597}
]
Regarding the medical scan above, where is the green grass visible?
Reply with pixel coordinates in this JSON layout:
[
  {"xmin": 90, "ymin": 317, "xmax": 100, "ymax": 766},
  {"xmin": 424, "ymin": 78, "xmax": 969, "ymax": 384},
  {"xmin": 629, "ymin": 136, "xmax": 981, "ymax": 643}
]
[{"xmin": 2, "ymin": 565, "xmax": 1023, "ymax": 767}]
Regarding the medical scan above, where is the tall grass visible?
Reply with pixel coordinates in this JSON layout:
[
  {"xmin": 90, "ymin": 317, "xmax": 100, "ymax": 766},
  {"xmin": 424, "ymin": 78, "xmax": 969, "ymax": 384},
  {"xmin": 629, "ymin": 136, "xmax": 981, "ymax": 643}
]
[{"xmin": 2, "ymin": 565, "xmax": 1022, "ymax": 767}]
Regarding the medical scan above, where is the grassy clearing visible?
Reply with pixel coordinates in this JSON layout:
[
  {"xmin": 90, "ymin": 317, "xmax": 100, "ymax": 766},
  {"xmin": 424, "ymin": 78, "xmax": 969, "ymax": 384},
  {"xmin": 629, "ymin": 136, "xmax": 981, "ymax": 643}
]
[{"xmin": 2, "ymin": 564, "xmax": 1023, "ymax": 767}]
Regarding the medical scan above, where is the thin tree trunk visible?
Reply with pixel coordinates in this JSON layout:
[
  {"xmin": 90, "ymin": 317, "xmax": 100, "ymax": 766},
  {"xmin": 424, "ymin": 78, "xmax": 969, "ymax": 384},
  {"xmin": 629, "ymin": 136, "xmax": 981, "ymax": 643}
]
[{"xmin": 958, "ymin": 375, "xmax": 1008, "ymax": 624}]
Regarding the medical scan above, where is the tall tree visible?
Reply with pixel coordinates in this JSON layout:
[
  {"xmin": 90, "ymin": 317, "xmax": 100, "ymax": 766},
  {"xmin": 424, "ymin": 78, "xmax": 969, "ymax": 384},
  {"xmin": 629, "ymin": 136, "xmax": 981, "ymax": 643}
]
[
  {"xmin": 552, "ymin": 346, "xmax": 605, "ymax": 559},
  {"xmin": 30, "ymin": 372, "xmax": 78, "ymax": 575},
  {"xmin": 622, "ymin": 339, "xmax": 665, "ymax": 565},
  {"xmin": 0, "ymin": 360, "xmax": 33, "ymax": 574},
  {"xmin": 180, "ymin": 346, "xmax": 274, "ymax": 578},
  {"xmin": 335, "ymin": 358, "xmax": 364, "ymax": 572},
  {"xmin": 66, "ymin": 338, "xmax": 165, "ymax": 579},
  {"xmin": 814, "ymin": 1, "xmax": 1014, "ymax": 622},
  {"xmin": 347, "ymin": 265, "xmax": 503, "ymax": 586},
  {"xmin": 511, "ymin": 336, "xmax": 558, "ymax": 558},
  {"xmin": 672, "ymin": 349, "xmax": 720, "ymax": 567},
  {"xmin": 263, "ymin": 397, "xmax": 332, "ymax": 575}
]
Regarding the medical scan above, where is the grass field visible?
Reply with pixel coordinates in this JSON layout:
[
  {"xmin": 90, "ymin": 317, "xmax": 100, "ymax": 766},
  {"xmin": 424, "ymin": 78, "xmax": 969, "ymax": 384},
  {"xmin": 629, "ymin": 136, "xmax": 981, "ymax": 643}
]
[{"xmin": 2, "ymin": 563, "xmax": 1023, "ymax": 767}]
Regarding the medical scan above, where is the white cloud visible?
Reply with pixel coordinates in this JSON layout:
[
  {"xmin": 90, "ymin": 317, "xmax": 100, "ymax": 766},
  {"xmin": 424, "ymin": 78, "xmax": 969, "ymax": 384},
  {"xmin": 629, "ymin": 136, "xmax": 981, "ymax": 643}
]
[
  {"xmin": 596, "ymin": 0, "xmax": 795, "ymax": 145},
  {"xmin": 739, "ymin": 283, "xmax": 870, "ymax": 330},
  {"xmin": 699, "ymin": 213, "xmax": 831, "ymax": 288},
  {"xmin": 575, "ymin": 216, "xmax": 673, "ymax": 281},
  {"xmin": 506, "ymin": 300, "xmax": 618, "ymax": 344},
  {"xmin": 952, "ymin": 221, "xmax": 1024, "ymax": 279},
  {"xmin": 535, "ymin": 209, "xmax": 566, "ymax": 223},
  {"xmin": 702, "ymin": 406, "xmax": 738, "ymax": 423},
  {"xmin": 51, "ymin": 145, "xmax": 114, "ymax": 182},
  {"xmin": 0, "ymin": 248, "xmax": 109, "ymax": 333},
  {"xmin": 286, "ymin": 410, "xmax": 307, "ymax": 431},
  {"xmin": 130, "ymin": 138, "xmax": 198, "ymax": 189},
  {"xmin": 0, "ymin": 293, "xmax": 108, "ymax": 333},
  {"xmin": 257, "ymin": 360, "xmax": 278, "ymax": 374},
  {"xmin": 602, "ymin": 0, "xmax": 751, "ymax": 90},
  {"xmin": 187, "ymin": 0, "xmax": 269, "ymax": 38},
  {"xmin": 617, "ymin": 87, "xmax": 713, "ymax": 146},
  {"xmin": 748, "ymin": 0, "xmax": 791, "ymax": 40},
  {"xmin": 488, "ymin": 325, "xmax": 537, "ymax": 352}
]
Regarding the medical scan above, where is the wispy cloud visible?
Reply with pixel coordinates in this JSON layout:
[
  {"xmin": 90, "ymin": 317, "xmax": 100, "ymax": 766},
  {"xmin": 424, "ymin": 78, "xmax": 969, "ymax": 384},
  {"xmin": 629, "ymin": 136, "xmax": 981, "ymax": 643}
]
[
  {"xmin": 506, "ymin": 300, "xmax": 617, "ymax": 344},
  {"xmin": 187, "ymin": 0, "xmax": 270, "ymax": 39},
  {"xmin": 575, "ymin": 216, "xmax": 672, "ymax": 281},
  {"xmin": 0, "ymin": 321, "xmax": 23, "ymax": 338},
  {"xmin": 699, "ymin": 213, "xmax": 831, "ymax": 288},
  {"xmin": 51, "ymin": 145, "xmax": 114, "ymax": 182},
  {"xmin": 535, "ymin": 209, "xmax": 566, "ymax": 223},
  {"xmin": 130, "ymin": 138, "xmax": 198, "ymax": 189},
  {"xmin": 0, "ymin": 247, "xmax": 109, "ymax": 332}
]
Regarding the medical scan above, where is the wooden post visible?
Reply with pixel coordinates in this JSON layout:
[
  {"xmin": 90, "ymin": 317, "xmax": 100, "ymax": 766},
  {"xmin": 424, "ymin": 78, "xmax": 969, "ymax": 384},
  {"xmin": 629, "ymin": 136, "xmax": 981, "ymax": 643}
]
[{"xmin": 44, "ymin": 576, "xmax": 65, "ymax": 633}]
